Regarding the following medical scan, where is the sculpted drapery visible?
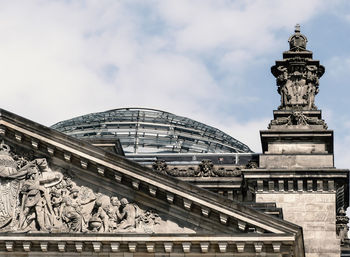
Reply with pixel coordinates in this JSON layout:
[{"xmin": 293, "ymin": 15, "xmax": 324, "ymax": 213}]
[{"xmin": 0, "ymin": 142, "xmax": 163, "ymax": 233}]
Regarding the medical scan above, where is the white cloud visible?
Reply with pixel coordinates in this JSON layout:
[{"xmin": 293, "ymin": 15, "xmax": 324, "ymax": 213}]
[
  {"xmin": 335, "ymin": 137, "xmax": 350, "ymax": 169},
  {"xmin": 0, "ymin": 0, "xmax": 332, "ymax": 145},
  {"xmin": 1, "ymin": 0, "xmax": 350, "ymax": 233},
  {"xmin": 155, "ymin": 0, "xmax": 325, "ymax": 54}
]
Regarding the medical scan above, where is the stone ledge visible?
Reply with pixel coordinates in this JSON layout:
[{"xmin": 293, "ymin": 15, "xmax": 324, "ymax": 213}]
[
  {"xmin": 254, "ymin": 179, "xmax": 337, "ymax": 193},
  {"xmin": 0, "ymin": 236, "xmax": 294, "ymax": 254}
]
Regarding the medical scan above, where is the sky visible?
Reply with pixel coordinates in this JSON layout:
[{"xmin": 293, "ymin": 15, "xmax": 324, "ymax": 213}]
[{"xmin": 0, "ymin": 0, "xmax": 349, "ymax": 169}]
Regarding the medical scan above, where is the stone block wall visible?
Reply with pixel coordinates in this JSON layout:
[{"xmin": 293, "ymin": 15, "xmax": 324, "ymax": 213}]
[{"xmin": 256, "ymin": 192, "xmax": 339, "ymax": 257}]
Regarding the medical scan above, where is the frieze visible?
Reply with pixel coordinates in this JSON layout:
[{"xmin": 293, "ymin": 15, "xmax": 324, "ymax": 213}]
[
  {"xmin": 0, "ymin": 142, "xmax": 193, "ymax": 234},
  {"xmin": 268, "ymin": 111, "xmax": 327, "ymax": 129},
  {"xmin": 152, "ymin": 159, "xmax": 242, "ymax": 177}
]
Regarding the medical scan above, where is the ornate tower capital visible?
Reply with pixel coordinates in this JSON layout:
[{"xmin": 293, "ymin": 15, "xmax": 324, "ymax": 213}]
[{"xmin": 271, "ymin": 25, "xmax": 325, "ymax": 111}]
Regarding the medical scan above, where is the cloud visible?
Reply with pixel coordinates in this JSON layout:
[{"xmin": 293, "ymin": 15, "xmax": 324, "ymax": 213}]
[
  {"xmin": 333, "ymin": 118, "xmax": 350, "ymax": 169},
  {"xmin": 1, "ymin": 0, "xmax": 350, "ymax": 231},
  {"xmin": 335, "ymin": 138, "xmax": 350, "ymax": 169},
  {"xmin": 155, "ymin": 0, "xmax": 325, "ymax": 53},
  {"xmin": 0, "ymin": 0, "xmax": 334, "ymax": 146}
]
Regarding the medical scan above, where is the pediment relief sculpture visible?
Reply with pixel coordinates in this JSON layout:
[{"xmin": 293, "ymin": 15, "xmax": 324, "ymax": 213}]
[{"xmin": 0, "ymin": 142, "xmax": 193, "ymax": 234}]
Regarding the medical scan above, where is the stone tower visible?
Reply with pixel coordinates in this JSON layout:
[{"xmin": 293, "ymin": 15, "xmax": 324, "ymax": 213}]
[{"xmin": 244, "ymin": 25, "xmax": 349, "ymax": 256}]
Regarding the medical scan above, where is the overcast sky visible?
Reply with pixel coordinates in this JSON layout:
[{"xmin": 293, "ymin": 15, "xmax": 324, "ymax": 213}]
[{"xmin": 1, "ymin": 0, "xmax": 350, "ymax": 168}]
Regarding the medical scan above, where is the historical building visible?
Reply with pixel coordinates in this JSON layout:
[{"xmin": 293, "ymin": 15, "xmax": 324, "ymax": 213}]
[{"xmin": 0, "ymin": 26, "xmax": 348, "ymax": 256}]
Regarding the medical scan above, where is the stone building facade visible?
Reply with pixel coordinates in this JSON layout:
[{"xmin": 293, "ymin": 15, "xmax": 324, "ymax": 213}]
[{"xmin": 0, "ymin": 26, "xmax": 348, "ymax": 256}]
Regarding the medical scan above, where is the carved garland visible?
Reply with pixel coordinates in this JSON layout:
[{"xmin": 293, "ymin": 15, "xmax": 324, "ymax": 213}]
[
  {"xmin": 152, "ymin": 159, "xmax": 243, "ymax": 177},
  {"xmin": 268, "ymin": 111, "xmax": 327, "ymax": 129}
]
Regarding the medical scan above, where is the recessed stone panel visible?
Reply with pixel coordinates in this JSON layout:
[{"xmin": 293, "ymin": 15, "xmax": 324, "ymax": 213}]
[{"xmin": 259, "ymin": 154, "xmax": 334, "ymax": 168}]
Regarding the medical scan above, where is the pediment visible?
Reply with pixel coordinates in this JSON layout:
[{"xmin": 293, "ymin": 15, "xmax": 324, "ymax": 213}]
[
  {"xmin": 0, "ymin": 109, "xmax": 305, "ymax": 254},
  {"xmin": 0, "ymin": 141, "xmax": 205, "ymax": 234}
]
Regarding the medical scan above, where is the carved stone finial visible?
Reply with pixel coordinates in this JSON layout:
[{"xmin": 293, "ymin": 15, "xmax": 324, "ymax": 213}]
[
  {"xmin": 288, "ymin": 24, "xmax": 308, "ymax": 51},
  {"xmin": 271, "ymin": 25, "xmax": 325, "ymax": 112}
]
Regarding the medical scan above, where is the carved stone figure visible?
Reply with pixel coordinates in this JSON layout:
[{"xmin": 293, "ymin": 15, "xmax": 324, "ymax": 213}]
[
  {"xmin": 18, "ymin": 169, "xmax": 55, "ymax": 232},
  {"xmin": 0, "ymin": 143, "xmax": 191, "ymax": 234},
  {"xmin": 246, "ymin": 161, "xmax": 258, "ymax": 169},
  {"xmin": 0, "ymin": 142, "xmax": 63, "ymax": 232},
  {"xmin": 61, "ymin": 188, "xmax": 83, "ymax": 232},
  {"xmin": 50, "ymin": 189, "xmax": 63, "ymax": 218},
  {"xmin": 198, "ymin": 160, "xmax": 215, "ymax": 177},
  {"xmin": 61, "ymin": 187, "xmax": 95, "ymax": 232},
  {"xmin": 89, "ymin": 197, "xmax": 110, "ymax": 232},
  {"xmin": 152, "ymin": 160, "xmax": 168, "ymax": 174},
  {"xmin": 106, "ymin": 196, "xmax": 121, "ymax": 231},
  {"xmin": 0, "ymin": 144, "xmax": 21, "ymax": 229},
  {"xmin": 116, "ymin": 198, "xmax": 136, "ymax": 231},
  {"xmin": 305, "ymin": 66, "xmax": 319, "ymax": 110},
  {"xmin": 276, "ymin": 66, "xmax": 289, "ymax": 108}
]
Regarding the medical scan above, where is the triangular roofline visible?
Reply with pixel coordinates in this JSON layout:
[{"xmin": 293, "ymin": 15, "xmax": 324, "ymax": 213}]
[{"xmin": 0, "ymin": 108, "xmax": 305, "ymax": 255}]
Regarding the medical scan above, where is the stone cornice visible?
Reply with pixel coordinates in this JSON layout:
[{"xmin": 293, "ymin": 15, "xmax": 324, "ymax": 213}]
[
  {"xmin": 243, "ymin": 168, "xmax": 349, "ymax": 180},
  {"xmin": 0, "ymin": 233, "xmax": 295, "ymax": 253}
]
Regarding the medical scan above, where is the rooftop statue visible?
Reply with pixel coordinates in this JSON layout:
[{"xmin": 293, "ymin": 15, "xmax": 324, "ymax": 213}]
[{"xmin": 271, "ymin": 24, "xmax": 325, "ymax": 111}]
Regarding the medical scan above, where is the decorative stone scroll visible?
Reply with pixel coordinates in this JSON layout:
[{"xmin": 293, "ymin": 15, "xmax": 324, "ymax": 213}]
[
  {"xmin": 152, "ymin": 159, "xmax": 242, "ymax": 177},
  {"xmin": 0, "ymin": 142, "xmax": 193, "ymax": 234},
  {"xmin": 268, "ymin": 111, "xmax": 327, "ymax": 129},
  {"xmin": 271, "ymin": 25, "xmax": 325, "ymax": 111}
]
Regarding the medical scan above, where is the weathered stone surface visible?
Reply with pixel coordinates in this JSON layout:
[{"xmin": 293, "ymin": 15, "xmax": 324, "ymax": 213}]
[
  {"xmin": 0, "ymin": 107, "xmax": 305, "ymax": 256},
  {"xmin": 1, "ymin": 25, "xmax": 348, "ymax": 256},
  {"xmin": 259, "ymin": 154, "xmax": 333, "ymax": 169},
  {"xmin": 271, "ymin": 25, "xmax": 325, "ymax": 112},
  {"xmin": 0, "ymin": 142, "xmax": 196, "ymax": 235},
  {"xmin": 256, "ymin": 193, "xmax": 339, "ymax": 256}
]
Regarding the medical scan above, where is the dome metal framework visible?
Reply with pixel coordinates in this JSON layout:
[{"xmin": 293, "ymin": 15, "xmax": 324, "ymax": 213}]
[{"xmin": 51, "ymin": 108, "xmax": 252, "ymax": 154}]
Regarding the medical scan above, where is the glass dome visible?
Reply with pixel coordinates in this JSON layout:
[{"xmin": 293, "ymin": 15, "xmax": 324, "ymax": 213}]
[{"xmin": 51, "ymin": 108, "xmax": 252, "ymax": 154}]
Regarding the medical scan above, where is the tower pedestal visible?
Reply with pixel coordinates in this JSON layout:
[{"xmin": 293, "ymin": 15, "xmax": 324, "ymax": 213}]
[{"xmin": 243, "ymin": 26, "xmax": 349, "ymax": 257}]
